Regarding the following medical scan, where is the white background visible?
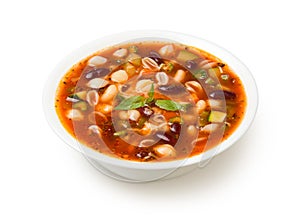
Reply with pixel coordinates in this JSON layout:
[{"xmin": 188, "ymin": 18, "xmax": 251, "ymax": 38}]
[{"xmin": 1, "ymin": 0, "xmax": 299, "ymax": 216}]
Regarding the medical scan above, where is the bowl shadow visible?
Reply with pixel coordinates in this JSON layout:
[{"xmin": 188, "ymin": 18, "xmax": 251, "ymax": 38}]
[{"xmin": 87, "ymin": 119, "xmax": 259, "ymax": 198}]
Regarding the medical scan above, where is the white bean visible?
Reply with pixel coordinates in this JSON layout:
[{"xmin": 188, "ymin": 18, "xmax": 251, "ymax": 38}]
[
  {"xmin": 113, "ymin": 48, "xmax": 128, "ymax": 58},
  {"xmin": 153, "ymin": 144, "xmax": 176, "ymax": 158},
  {"xmin": 158, "ymin": 45, "xmax": 174, "ymax": 56},
  {"xmin": 128, "ymin": 110, "xmax": 141, "ymax": 121},
  {"xmin": 111, "ymin": 70, "xmax": 128, "ymax": 83},
  {"xmin": 174, "ymin": 69, "xmax": 186, "ymax": 82},
  {"xmin": 88, "ymin": 56, "xmax": 107, "ymax": 66},
  {"xmin": 100, "ymin": 84, "xmax": 117, "ymax": 103},
  {"xmin": 196, "ymin": 100, "xmax": 206, "ymax": 114},
  {"xmin": 66, "ymin": 109, "xmax": 83, "ymax": 121}
]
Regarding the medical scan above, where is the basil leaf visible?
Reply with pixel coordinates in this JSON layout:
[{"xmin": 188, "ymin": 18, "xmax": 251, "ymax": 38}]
[
  {"xmin": 155, "ymin": 100, "xmax": 189, "ymax": 111},
  {"xmin": 145, "ymin": 83, "xmax": 154, "ymax": 104},
  {"xmin": 114, "ymin": 95, "xmax": 145, "ymax": 110}
]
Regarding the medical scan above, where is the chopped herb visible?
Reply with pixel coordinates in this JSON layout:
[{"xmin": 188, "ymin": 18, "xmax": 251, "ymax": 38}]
[
  {"xmin": 145, "ymin": 83, "xmax": 154, "ymax": 104},
  {"xmin": 193, "ymin": 69, "xmax": 207, "ymax": 80},
  {"xmin": 162, "ymin": 62, "xmax": 174, "ymax": 73},
  {"xmin": 155, "ymin": 100, "xmax": 190, "ymax": 111},
  {"xmin": 129, "ymin": 45, "xmax": 138, "ymax": 53},
  {"xmin": 205, "ymin": 77, "xmax": 216, "ymax": 85},
  {"xmin": 114, "ymin": 95, "xmax": 145, "ymax": 110},
  {"xmin": 221, "ymin": 74, "xmax": 229, "ymax": 80}
]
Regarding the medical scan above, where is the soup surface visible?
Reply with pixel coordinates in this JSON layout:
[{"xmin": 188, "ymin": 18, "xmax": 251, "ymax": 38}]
[{"xmin": 55, "ymin": 41, "xmax": 246, "ymax": 162}]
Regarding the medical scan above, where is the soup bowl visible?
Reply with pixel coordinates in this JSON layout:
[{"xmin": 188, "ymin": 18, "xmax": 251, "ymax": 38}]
[{"xmin": 43, "ymin": 30, "xmax": 258, "ymax": 182}]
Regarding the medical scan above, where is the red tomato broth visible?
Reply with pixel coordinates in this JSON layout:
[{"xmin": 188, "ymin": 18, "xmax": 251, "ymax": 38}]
[{"xmin": 55, "ymin": 41, "xmax": 246, "ymax": 162}]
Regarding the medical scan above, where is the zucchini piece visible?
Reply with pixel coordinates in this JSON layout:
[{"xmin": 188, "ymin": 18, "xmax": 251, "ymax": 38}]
[
  {"xmin": 126, "ymin": 53, "xmax": 142, "ymax": 67},
  {"xmin": 208, "ymin": 111, "xmax": 227, "ymax": 123},
  {"xmin": 177, "ymin": 50, "xmax": 198, "ymax": 62},
  {"xmin": 124, "ymin": 62, "xmax": 136, "ymax": 76},
  {"xmin": 69, "ymin": 91, "xmax": 87, "ymax": 101},
  {"xmin": 73, "ymin": 101, "xmax": 88, "ymax": 111}
]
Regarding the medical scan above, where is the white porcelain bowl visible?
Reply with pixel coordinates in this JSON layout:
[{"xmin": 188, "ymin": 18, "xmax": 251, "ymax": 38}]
[{"xmin": 43, "ymin": 30, "xmax": 258, "ymax": 182}]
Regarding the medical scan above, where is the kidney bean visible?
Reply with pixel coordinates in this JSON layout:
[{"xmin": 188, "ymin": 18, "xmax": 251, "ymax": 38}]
[
  {"xmin": 170, "ymin": 122, "xmax": 181, "ymax": 134},
  {"xmin": 185, "ymin": 60, "xmax": 197, "ymax": 70},
  {"xmin": 149, "ymin": 51, "xmax": 163, "ymax": 65},
  {"xmin": 209, "ymin": 90, "xmax": 236, "ymax": 100},
  {"xmin": 85, "ymin": 68, "xmax": 110, "ymax": 80}
]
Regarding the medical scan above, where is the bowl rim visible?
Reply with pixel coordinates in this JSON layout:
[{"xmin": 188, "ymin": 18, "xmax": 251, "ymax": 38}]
[{"xmin": 43, "ymin": 30, "xmax": 258, "ymax": 170}]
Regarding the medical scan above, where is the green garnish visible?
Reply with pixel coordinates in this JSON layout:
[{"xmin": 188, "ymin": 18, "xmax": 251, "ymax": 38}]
[
  {"xmin": 115, "ymin": 84, "xmax": 189, "ymax": 112},
  {"xmin": 155, "ymin": 100, "xmax": 189, "ymax": 111},
  {"xmin": 221, "ymin": 74, "xmax": 229, "ymax": 80},
  {"xmin": 128, "ymin": 45, "xmax": 138, "ymax": 53},
  {"xmin": 145, "ymin": 83, "xmax": 154, "ymax": 104},
  {"xmin": 114, "ymin": 95, "xmax": 145, "ymax": 110},
  {"xmin": 205, "ymin": 77, "xmax": 216, "ymax": 85},
  {"xmin": 192, "ymin": 69, "xmax": 207, "ymax": 80},
  {"xmin": 162, "ymin": 62, "xmax": 174, "ymax": 73}
]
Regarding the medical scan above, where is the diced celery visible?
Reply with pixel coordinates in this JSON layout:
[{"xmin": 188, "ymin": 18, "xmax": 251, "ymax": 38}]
[
  {"xmin": 177, "ymin": 50, "xmax": 198, "ymax": 62},
  {"xmin": 126, "ymin": 53, "xmax": 141, "ymax": 67},
  {"xmin": 124, "ymin": 62, "xmax": 136, "ymax": 76},
  {"xmin": 199, "ymin": 111, "xmax": 209, "ymax": 127},
  {"xmin": 221, "ymin": 74, "xmax": 229, "ymax": 80},
  {"xmin": 208, "ymin": 111, "xmax": 227, "ymax": 123},
  {"xmin": 73, "ymin": 101, "xmax": 88, "ymax": 111},
  {"xmin": 193, "ymin": 69, "xmax": 207, "ymax": 80},
  {"xmin": 128, "ymin": 45, "xmax": 138, "ymax": 53},
  {"xmin": 205, "ymin": 77, "xmax": 216, "ymax": 85},
  {"xmin": 162, "ymin": 62, "xmax": 174, "ymax": 73},
  {"xmin": 69, "ymin": 91, "xmax": 87, "ymax": 100}
]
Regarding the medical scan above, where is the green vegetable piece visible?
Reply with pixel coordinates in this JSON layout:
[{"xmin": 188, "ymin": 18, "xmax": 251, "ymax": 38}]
[
  {"xmin": 137, "ymin": 116, "xmax": 147, "ymax": 128},
  {"xmin": 208, "ymin": 111, "xmax": 227, "ymax": 123},
  {"xmin": 113, "ymin": 130, "xmax": 127, "ymax": 137},
  {"xmin": 205, "ymin": 77, "xmax": 216, "ymax": 85},
  {"xmin": 208, "ymin": 67, "xmax": 221, "ymax": 77},
  {"xmin": 177, "ymin": 50, "xmax": 198, "ymax": 62},
  {"xmin": 193, "ymin": 69, "xmax": 207, "ymax": 80},
  {"xmin": 69, "ymin": 91, "xmax": 87, "ymax": 100},
  {"xmin": 73, "ymin": 101, "xmax": 88, "ymax": 111},
  {"xmin": 128, "ymin": 45, "xmax": 138, "ymax": 53},
  {"xmin": 145, "ymin": 83, "xmax": 154, "ymax": 104},
  {"xmin": 162, "ymin": 62, "xmax": 174, "ymax": 73},
  {"xmin": 199, "ymin": 111, "xmax": 210, "ymax": 127},
  {"xmin": 124, "ymin": 62, "xmax": 136, "ymax": 77},
  {"xmin": 155, "ymin": 100, "xmax": 189, "ymax": 111},
  {"xmin": 126, "ymin": 53, "xmax": 142, "ymax": 67},
  {"xmin": 114, "ymin": 95, "xmax": 145, "ymax": 110},
  {"xmin": 221, "ymin": 74, "xmax": 229, "ymax": 80}
]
